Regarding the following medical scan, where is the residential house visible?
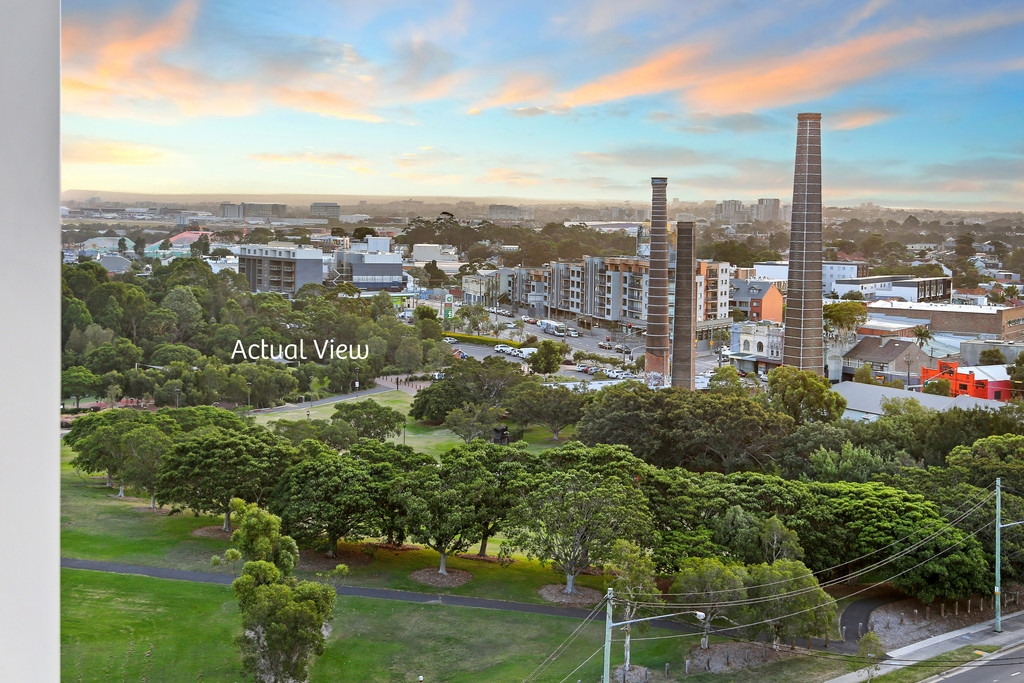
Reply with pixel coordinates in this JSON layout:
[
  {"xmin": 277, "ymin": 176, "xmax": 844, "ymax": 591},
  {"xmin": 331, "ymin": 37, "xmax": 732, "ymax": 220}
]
[
  {"xmin": 842, "ymin": 336, "xmax": 933, "ymax": 386},
  {"xmin": 729, "ymin": 279, "xmax": 783, "ymax": 322}
]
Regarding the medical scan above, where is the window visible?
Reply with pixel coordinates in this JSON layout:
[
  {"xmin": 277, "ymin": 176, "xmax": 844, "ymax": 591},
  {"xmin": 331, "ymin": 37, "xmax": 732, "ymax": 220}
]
[
  {"xmin": 743, "ymin": 340, "xmax": 751, "ymax": 351},
  {"xmin": 757, "ymin": 342, "xmax": 764, "ymax": 353}
]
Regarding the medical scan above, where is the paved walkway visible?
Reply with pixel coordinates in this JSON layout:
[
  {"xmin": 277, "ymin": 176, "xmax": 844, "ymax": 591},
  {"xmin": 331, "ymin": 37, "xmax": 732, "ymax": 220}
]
[{"xmin": 825, "ymin": 608, "xmax": 1024, "ymax": 682}]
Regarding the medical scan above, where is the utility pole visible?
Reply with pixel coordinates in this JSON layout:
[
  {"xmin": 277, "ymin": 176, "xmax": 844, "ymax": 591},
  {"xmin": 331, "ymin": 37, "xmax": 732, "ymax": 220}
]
[
  {"xmin": 996, "ymin": 477, "xmax": 1003, "ymax": 632},
  {"xmin": 602, "ymin": 588, "xmax": 614, "ymax": 683}
]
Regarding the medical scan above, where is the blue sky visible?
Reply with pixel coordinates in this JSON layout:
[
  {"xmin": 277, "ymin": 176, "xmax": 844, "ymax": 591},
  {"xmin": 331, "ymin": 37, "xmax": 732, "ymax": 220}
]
[{"xmin": 61, "ymin": 0, "xmax": 1024, "ymax": 209}]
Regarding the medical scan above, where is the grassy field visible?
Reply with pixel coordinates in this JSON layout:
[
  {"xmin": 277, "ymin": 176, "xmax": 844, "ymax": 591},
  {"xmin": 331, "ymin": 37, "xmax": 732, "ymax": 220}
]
[{"xmin": 62, "ymin": 568, "xmax": 698, "ymax": 682}]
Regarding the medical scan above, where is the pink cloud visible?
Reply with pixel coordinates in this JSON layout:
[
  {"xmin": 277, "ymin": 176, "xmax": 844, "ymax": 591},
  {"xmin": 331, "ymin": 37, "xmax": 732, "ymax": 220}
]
[
  {"xmin": 63, "ymin": 138, "xmax": 169, "ymax": 165},
  {"xmin": 831, "ymin": 109, "xmax": 895, "ymax": 130}
]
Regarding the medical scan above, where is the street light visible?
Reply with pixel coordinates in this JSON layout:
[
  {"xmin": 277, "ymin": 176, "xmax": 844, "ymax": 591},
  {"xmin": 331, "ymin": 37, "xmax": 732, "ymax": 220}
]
[
  {"xmin": 905, "ymin": 356, "xmax": 913, "ymax": 389},
  {"xmin": 602, "ymin": 588, "xmax": 705, "ymax": 683}
]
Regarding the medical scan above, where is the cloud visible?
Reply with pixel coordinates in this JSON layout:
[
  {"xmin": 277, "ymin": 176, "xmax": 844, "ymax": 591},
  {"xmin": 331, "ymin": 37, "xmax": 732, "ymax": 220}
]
[
  {"xmin": 837, "ymin": 0, "xmax": 891, "ymax": 36},
  {"xmin": 270, "ymin": 86, "xmax": 385, "ymax": 122},
  {"xmin": 830, "ymin": 108, "xmax": 896, "ymax": 130},
  {"xmin": 679, "ymin": 112, "xmax": 786, "ymax": 134},
  {"xmin": 63, "ymin": 138, "xmax": 169, "ymax": 165},
  {"xmin": 249, "ymin": 151, "xmax": 364, "ymax": 165},
  {"xmin": 478, "ymin": 168, "xmax": 543, "ymax": 186},
  {"xmin": 557, "ymin": 44, "xmax": 709, "ymax": 108},
  {"xmin": 575, "ymin": 145, "xmax": 711, "ymax": 168},
  {"xmin": 470, "ymin": 74, "xmax": 557, "ymax": 113}
]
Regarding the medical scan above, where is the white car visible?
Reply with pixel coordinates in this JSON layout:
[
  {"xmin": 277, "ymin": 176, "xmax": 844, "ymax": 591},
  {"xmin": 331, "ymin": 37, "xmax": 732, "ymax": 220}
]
[
  {"xmin": 494, "ymin": 344, "xmax": 513, "ymax": 354},
  {"xmin": 443, "ymin": 337, "xmax": 457, "ymax": 344},
  {"xmin": 567, "ymin": 329, "xmax": 580, "ymax": 337},
  {"xmin": 618, "ymin": 372, "xmax": 638, "ymax": 379}
]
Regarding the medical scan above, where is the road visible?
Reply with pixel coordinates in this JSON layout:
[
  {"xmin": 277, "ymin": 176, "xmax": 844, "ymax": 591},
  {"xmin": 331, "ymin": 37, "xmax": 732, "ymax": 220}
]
[
  {"xmin": 420, "ymin": 301, "xmax": 721, "ymax": 377},
  {"xmin": 928, "ymin": 641, "xmax": 1024, "ymax": 682}
]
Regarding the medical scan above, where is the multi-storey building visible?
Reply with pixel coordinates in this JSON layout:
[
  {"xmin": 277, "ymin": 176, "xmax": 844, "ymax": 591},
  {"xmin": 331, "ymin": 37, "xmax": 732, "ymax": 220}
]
[
  {"xmin": 221, "ymin": 202, "xmax": 288, "ymax": 218},
  {"xmin": 832, "ymin": 275, "xmax": 952, "ymax": 302},
  {"xmin": 752, "ymin": 198, "xmax": 783, "ymax": 223},
  {"xmin": 237, "ymin": 243, "xmax": 323, "ymax": 296},
  {"xmin": 334, "ymin": 236, "xmax": 404, "ymax": 292},
  {"xmin": 754, "ymin": 260, "xmax": 870, "ymax": 295},
  {"xmin": 310, "ymin": 202, "xmax": 341, "ymax": 219}
]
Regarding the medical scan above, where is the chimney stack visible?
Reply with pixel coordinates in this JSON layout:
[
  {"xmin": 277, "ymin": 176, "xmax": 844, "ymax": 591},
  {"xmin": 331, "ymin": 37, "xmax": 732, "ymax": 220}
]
[
  {"xmin": 671, "ymin": 221, "xmax": 697, "ymax": 389},
  {"xmin": 782, "ymin": 113, "xmax": 824, "ymax": 373},
  {"xmin": 645, "ymin": 177, "xmax": 670, "ymax": 383}
]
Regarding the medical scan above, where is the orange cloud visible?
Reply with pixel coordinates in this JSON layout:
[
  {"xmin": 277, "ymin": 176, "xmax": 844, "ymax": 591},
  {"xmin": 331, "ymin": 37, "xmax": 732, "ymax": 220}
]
[
  {"xmin": 469, "ymin": 74, "xmax": 556, "ymax": 113},
  {"xmin": 558, "ymin": 44, "xmax": 708, "ymax": 108},
  {"xmin": 831, "ymin": 109, "xmax": 895, "ymax": 130},
  {"xmin": 63, "ymin": 138, "xmax": 168, "ymax": 165},
  {"xmin": 270, "ymin": 87, "xmax": 385, "ymax": 122}
]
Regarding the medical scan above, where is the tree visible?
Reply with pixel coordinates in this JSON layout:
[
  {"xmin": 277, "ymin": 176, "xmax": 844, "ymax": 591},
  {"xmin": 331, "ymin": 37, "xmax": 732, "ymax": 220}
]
[
  {"xmin": 706, "ymin": 365, "xmax": 746, "ymax": 396},
  {"xmin": 232, "ymin": 561, "xmax": 335, "ymax": 683},
  {"xmin": 759, "ymin": 515, "xmax": 804, "ymax": 563},
  {"xmin": 809, "ymin": 442, "xmax": 891, "ymax": 483},
  {"xmin": 504, "ymin": 468, "xmax": 652, "ymax": 594},
  {"xmin": 606, "ymin": 540, "xmax": 661, "ymax": 673},
  {"xmin": 503, "ymin": 383, "xmax": 586, "ymax": 440},
  {"xmin": 331, "ymin": 399, "xmax": 404, "ymax": 441},
  {"xmin": 224, "ymin": 498, "xmax": 300, "ymax": 576},
  {"xmin": 979, "ymin": 348, "xmax": 1008, "ymax": 366},
  {"xmin": 348, "ymin": 439, "xmax": 435, "ymax": 547},
  {"xmin": 823, "ymin": 301, "xmax": 867, "ymax": 335},
  {"xmin": 120, "ymin": 424, "xmax": 174, "ymax": 508},
  {"xmin": 442, "ymin": 403, "xmax": 504, "ymax": 442},
  {"xmin": 922, "ymin": 377, "xmax": 951, "ymax": 396},
  {"xmin": 62, "ymin": 366, "xmax": 99, "ymax": 407},
  {"xmin": 745, "ymin": 559, "xmax": 836, "ymax": 648},
  {"xmin": 857, "ymin": 631, "xmax": 886, "ymax": 680},
  {"xmin": 526, "ymin": 339, "xmax": 570, "ymax": 375},
  {"xmin": 268, "ymin": 418, "xmax": 356, "ymax": 451},
  {"xmin": 670, "ymin": 557, "xmax": 747, "ymax": 648},
  {"xmin": 272, "ymin": 448, "xmax": 375, "ymax": 558},
  {"xmin": 405, "ymin": 449, "xmax": 490, "ymax": 574},
  {"xmin": 913, "ymin": 325, "xmax": 933, "ymax": 350},
  {"xmin": 765, "ymin": 366, "xmax": 846, "ymax": 425},
  {"xmin": 157, "ymin": 428, "xmax": 298, "ymax": 531}
]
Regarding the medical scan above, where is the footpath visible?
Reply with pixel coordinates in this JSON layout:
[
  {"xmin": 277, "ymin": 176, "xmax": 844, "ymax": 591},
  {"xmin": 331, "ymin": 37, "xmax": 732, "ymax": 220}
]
[{"xmin": 826, "ymin": 608, "xmax": 1024, "ymax": 682}]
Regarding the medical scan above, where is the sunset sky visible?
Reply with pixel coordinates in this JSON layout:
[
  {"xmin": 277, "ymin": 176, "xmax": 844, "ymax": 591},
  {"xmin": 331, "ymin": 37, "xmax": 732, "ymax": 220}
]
[{"xmin": 61, "ymin": 0, "xmax": 1024, "ymax": 209}]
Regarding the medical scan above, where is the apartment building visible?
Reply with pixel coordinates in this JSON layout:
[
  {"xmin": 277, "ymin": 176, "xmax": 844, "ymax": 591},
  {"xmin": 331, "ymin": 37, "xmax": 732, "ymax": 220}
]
[{"xmin": 237, "ymin": 243, "xmax": 323, "ymax": 296}]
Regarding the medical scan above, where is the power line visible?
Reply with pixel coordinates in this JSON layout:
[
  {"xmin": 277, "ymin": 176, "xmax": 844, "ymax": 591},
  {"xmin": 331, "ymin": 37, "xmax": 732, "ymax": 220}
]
[
  {"xmin": 522, "ymin": 596, "xmax": 607, "ymax": 683},
  {"xmin": 556, "ymin": 644, "xmax": 604, "ymax": 683},
  {"xmin": 639, "ymin": 487, "xmax": 994, "ymax": 599}
]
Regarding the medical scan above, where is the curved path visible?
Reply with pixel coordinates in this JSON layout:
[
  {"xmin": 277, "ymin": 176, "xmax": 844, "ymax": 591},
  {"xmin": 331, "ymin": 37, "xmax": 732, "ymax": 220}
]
[
  {"xmin": 837, "ymin": 587, "xmax": 904, "ymax": 643},
  {"xmin": 62, "ymin": 557, "xmax": 869, "ymax": 653}
]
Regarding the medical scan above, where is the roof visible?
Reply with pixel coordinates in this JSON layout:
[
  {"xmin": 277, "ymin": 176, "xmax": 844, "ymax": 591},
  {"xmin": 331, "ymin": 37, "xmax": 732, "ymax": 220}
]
[
  {"xmin": 955, "ymin": 364, "xmax": 1011, "ymax": 382},
  {"xmin": 843, "ymin": 337, "xmax": 918, "ymax": 364},
  {"xmin": 831, "ymin": 381, "xmax": 1003, "ymax": 420},
  {"xmin": 730, "ymin": 278, "xmax": 775, "ymax": 301},
  {"xmin": 868, "ymin": 300, "xmax": 1007, "ymax": 314}
]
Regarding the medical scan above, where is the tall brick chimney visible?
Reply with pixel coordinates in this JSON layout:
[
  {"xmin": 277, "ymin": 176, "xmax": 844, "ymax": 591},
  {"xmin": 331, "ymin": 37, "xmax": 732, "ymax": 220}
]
[
  {"xmin": 645, "ymin": 177, "xmax": 670, "ymax": 383},
  {"xmin": 671, "ymin": 221, "xmax": 696, "ymax": 389},
  {"xmin": 782, "ymin": 113, "xmax": 824, "ymax": 373}
]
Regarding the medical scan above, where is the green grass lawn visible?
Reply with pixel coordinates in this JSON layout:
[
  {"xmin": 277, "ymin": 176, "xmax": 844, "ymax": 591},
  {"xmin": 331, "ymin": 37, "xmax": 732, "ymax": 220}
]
[{"xmin": 62, "ymin": 568, "xmax": 700, "ymax": 682}]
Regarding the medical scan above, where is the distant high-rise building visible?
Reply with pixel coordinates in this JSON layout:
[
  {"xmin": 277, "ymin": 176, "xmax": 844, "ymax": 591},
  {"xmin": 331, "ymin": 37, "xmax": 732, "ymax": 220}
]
[
  {"xmin": 753, "ymin": 198, "xmax": 783, "ymax": 223},
  {"xmin": 310, "ymin": 202, "xmax": 341, "ymax": 219},
  {"xmin": 715, "ymin": 200, "xmax": 745, "ymax": 221},
  {"xmin": 645, "ymin": 178, "xmax": 670, "ymax": 383},
  {"xmin": 782, "ymin": 113, "xmax": 824, "ymax": 373}
]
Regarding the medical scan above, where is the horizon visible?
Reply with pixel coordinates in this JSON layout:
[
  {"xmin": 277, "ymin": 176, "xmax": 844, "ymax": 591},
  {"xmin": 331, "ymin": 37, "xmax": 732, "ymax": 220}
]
[{"xmin": 62, "ymin": 1, "xmax": 1024, "ymax": 211}]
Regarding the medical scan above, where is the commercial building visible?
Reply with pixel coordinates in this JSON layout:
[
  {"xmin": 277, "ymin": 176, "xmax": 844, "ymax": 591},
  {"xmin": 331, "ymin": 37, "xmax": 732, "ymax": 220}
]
[
  {"xmin": 310, "ymin": 202, "xmax": 341, "ymax": 219},
  {"xmin": 334, "ymin": 236, "xmax": 404, "ymax": 291},
  {"xmin": 920, "ymin": 361, "xmax": 1014, "ymax": 402},
  {"xmin": 755, "ymin": 260, "xmax": 870, "ymax": 296},
  {"xmin": 866, "ymin": 300, "xmax": 1024, "ymax": 341},
  {"xmin": 220, "ymin": 202, "xmax": 288, "ymax": 218},
  {"xmin": 237, "ymin": 243, "xmax": 323, "ymax": 296},
  {"xmin": 832, "ymin": 275, "xmax": 952, "ymax": 302}
]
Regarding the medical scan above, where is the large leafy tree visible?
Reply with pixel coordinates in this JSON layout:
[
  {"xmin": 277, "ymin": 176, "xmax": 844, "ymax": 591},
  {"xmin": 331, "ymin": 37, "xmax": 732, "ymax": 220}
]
[
  {"xmin": 120, "ymin": 424, "xmax": 175, "ymax": 508},
  {"xmin": 744, "ymin": 559, "xmax": 837, "ymax": 647},
  {"xmin": 442, "ymin": 403, "xmax": 504, "ymax": 443},
  {"xmin": 765, "ymin": 365, "xmax": 846, "ymax": 425},
  {"xmin": 61, "ymin": 366, "xmax": 100, "ymax": 407},
  {"xmin": 606, "ymin": 540, "xmax": 662, "ymax": 672},
  {"xmin": 331, "ymin": 399, "xmax": 405, "ymax": 441},
  {"xmin": 526, "ymin": 339, "xmax": 571, "ymax": 375},
  {"xmin": 504, "ymin": 467, "xmax": 652, "ymax": 594},
  {"xmin": 348, "ymin": 439, "xmax": 434, "ymax": 547},
  {"xmin": 669, "ymin": 557, "xmax": 747, "ymax": 649},
  {"xmin": 272, "ymin": 446, "xmax": 376, "ymax": 558},
  {"xmin": 405, "ymin": 449, "xmax": 491, "ymax": 574},
  {"xmin": 503, "ymin": 383, "xmax": 587, "ymax": 441},
  {"xmin": 156, "ymin": 427, "xmax": 298, "ymax": 530}
]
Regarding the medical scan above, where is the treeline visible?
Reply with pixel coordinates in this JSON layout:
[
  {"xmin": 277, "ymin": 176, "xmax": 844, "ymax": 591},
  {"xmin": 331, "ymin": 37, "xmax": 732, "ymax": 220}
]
[
  {"xmin": 64, "ymin": 402, "xmax": 1021, "ymax": 606},
  {"xmin": 61, "ymin": 260, "xmax": 453, "ymax": 408}
]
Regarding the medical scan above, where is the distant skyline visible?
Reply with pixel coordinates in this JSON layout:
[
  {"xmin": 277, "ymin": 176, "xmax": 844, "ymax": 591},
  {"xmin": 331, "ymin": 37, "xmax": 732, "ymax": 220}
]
[{"xmin": 62, "ymin": 0, "xmax": 1024, "ymax": 210}]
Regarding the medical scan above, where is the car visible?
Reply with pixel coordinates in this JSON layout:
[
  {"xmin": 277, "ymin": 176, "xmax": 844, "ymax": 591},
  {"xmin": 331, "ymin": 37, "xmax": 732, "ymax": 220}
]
[
  {"xmin": 443, "ymin": 337, "xmax": 457, "ymax": 344},
  {"xmin": 604, "ymin": 369, "xmax": 622, "ymax": 379},
  {"xmin": 614, "ymin": 344, "xmax": 629, "ymax": 353},
  {"xmin": 525, "ymin": 317, "xmax": 537, "ymax": 324},
  {"xmin": 521, "ymin": 315, "xmax": 531, "ymax": 321},
  {"xmin": 575, "ymin": 364, "xmax": 591, "ymax": 372},
  {"xmin": 618, "ymin": 372, "xmax": 638, "ymax": 379},
  {"xmin": 494, "ymin": 344, "xmax": 513, "ymax": 354},
  {"xmin": 584, "ymin": 366, "xmax": 601, "ymax": 375},
  {"xmin": 566, "ymin": 328, "xmax": 580, "ymax": 337},
  {"xmin": 430, "ymin": 371, "xmax": 446, "ymax": 380},
  {"xmin": 504, "ymin": 322, "xmax": 516, "ymax": 329},
  {"xmin": 597, "ymin": 341, "xmax": 613, "ymax": 349}
]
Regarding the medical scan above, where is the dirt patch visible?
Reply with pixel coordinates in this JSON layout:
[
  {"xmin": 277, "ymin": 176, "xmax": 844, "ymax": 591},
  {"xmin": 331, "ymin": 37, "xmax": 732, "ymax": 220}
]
[
  {"xmin": 132, "ymin": 506, "xmax": 170, "ymax": 515},
  {"xmin": 297, "ymin": 548, "xmax": 373, "ymax": 572},
  {"xmin": 190, "ymin": 525, "xmax": 232, "ymax": 540},
  {"xmin": 455, "ymin": 553, "xmax": 513, "ymax": 565},
  {"xmin": 538, "ymin": 584, "xmax": 603, "ymax": 607},
  {"xmin": 409, "ymin": 567, "xmax": 472, "ymax": 587},
  {"xmin": 686, "ymin": 641, "xmax": 798, "ymax": 674}
]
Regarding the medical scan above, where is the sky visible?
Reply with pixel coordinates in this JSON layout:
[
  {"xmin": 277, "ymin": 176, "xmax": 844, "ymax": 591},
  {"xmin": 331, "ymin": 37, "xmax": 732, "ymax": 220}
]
[{"xmin": 61, "ymin": 0, "xmax": 1024, "ymax": 210}]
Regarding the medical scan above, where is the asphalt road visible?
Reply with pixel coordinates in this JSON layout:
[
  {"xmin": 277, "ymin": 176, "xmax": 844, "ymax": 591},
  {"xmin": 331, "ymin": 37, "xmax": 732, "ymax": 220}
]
[{"xmin": 927, "ymin": 638, "xmax": 1024, "ymax": 682}]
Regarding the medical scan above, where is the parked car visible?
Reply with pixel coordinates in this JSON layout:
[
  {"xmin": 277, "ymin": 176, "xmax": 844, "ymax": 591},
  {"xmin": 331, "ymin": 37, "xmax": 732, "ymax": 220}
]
[
  {"xmin": 618, "ymin": 372, "xmax": 638, "ymax": 379},
  {"xmin": 443, "ymin": 337, "xmax": 457, "ymax": 344},
  {"xmin": 614, "ymin": 344, "xmax": 629, "ymax": 353},
  {"xmin": 597, "ymin": 341, "xmax": 613, "ymax": 349},
  {"xmin": 494, "ymin": 344, "xmax": 513, "ymax": 354},
  {"xmin": 504, "ymin": 322, "xmax": 516, "ymax": 329},
  {"xmin": 575, "ymin": 364, "xmax": 591, "ymax": 372}
]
